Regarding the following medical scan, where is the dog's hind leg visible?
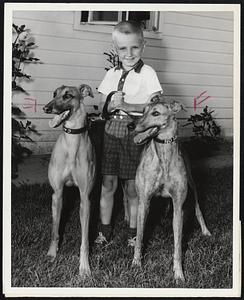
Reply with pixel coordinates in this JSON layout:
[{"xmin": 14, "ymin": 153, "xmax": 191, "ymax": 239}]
[
  {"xmin": 194, "ymin": 188, "xmax": 211, "ymax": 236},
  {"xmin": 195, "ymin": 201, "xmax": 211, "ymax": 236},
  {"xmin": 47, "ymin": 186, "xmax": 63, "ymax": 261},
  {"xmin": 189, "ymin": 177, "xmax": 211, "ymax": 236}
]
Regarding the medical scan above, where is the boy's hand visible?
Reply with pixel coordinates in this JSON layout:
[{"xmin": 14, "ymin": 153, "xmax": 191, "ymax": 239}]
[{"xmin": 110, "ymin": 91, "xmax": 125, "ymax": 110}]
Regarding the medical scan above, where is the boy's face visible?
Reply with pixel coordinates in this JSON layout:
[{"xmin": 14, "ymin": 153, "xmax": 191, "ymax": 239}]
[{"xmin": 113, "ymin": 32, "xmax": 145, "ymax": 71}]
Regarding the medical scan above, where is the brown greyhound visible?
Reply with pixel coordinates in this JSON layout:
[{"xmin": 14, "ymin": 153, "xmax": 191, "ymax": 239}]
[
  {"xmin": 43, "ymin": 84, "xmax": 95, "ymax": 277},
  {"xmin": 131, "ymin": 99, "xmax": 211, "ymax": 283}
]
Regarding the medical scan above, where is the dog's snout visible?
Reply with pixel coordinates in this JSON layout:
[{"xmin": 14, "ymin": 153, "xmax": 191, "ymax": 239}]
[
  {"xmin": 127, "ymin": 121, "xmax": 136, "ymax": 131},
  {"xmin": 43, "ymin": 105, "xmax": 52, "ymax": 114}
]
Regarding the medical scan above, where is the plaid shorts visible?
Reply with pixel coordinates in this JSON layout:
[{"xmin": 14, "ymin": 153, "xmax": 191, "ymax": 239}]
[{"xmin": 101, "ymin": 118, "xmax": 143, "ymax": 179}]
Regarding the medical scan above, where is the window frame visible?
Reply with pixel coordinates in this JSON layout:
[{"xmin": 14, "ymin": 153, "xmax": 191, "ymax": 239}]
[{"xmin": 73, "ymin": 11, "xmax": 163, "ymax": 40}]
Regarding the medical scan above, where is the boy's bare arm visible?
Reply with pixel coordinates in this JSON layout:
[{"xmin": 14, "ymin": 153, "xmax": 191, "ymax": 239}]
[
  {"xmin": 114, "ymin": 91, "xmax": 162, "ymax": 113},
  {"xmin": 99, "ymin": 91, "xmax": 162, "ymax": 114},
  {"xmin": 99, "ymin": 93, "xmax": 120, "ymax": 113}
]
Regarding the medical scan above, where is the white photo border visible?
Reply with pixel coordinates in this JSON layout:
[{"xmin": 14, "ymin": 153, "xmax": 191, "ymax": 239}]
[{"xmin": 3, "ymin": 2, "xmax": 241, "ymax": 297}]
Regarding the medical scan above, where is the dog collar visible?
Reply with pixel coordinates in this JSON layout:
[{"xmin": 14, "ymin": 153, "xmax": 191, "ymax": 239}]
[
  {"xmin": 154, "ymin": 136, "xmax": 177, "ymax": 144},
  {"xmin": 63, "ymin": 125, "xmax": 87, "ymax": 134}
]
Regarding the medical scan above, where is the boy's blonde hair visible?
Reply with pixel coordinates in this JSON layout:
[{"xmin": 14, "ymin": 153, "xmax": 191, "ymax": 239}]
[{"xmin": 112, "ymin": 21, "xmax": 144, "ymax": 42}]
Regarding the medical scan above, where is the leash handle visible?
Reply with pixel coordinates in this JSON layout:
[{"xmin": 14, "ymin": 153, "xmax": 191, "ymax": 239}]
[
  {"xmin": 101, "ymin": 91, "xmax": 140, "ymax": 120},
  {"xmin": 101, "ymin": 91, "xmax": 117, "ymax": 120}
]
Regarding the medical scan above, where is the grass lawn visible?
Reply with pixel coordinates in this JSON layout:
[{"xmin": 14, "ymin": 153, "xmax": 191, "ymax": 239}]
[{"xmin": 11, "ymin": 165, "xmax": 233, "ymax": 288}]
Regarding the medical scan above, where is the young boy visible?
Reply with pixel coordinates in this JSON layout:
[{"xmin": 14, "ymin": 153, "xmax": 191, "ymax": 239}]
[{"xmin": 95, "ymin": 20, "xmax": 163, "ymax": 246}]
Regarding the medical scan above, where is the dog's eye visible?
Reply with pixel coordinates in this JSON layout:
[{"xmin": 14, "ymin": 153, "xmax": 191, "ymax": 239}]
[
  {"xmin": 152, "ymin": 111, "xmax": 160, "ymax": 116},
  {"xmin": 63, "ymin": 93, "xmax": 73, "ymax": 100},
  {"xmin": 53, "ymin": 92, "xmax": 57, "ymax": 98}
]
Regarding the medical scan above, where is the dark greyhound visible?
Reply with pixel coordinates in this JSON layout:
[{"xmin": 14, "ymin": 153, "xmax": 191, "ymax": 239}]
[{"xmin": 131, "ymin": 99, "xmax": 211, "ymax": 283}]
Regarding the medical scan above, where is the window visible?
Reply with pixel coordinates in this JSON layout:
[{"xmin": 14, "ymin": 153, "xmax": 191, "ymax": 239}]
[{"xmin": 76, "ymin": 11, "xmax": 160, "ymax": 33}]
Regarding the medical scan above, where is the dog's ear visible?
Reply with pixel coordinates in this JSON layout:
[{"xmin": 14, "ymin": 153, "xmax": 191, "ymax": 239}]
[
  {"xmin": 170, "ymin": 101, "xmax": 186, "ymax": 114},
  {"xmin": 79, "ymin": 84, "xmax": 94, "ymax": 98},
  {"xmin": 149, "ymin": 92, "xmax": 163, "ymax": 103}
]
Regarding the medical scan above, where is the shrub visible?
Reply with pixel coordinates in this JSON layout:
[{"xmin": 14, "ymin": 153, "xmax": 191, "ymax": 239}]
[
  {"xmin": 12, "ymin": 23, "xmax": 40, "ymax": 178},
  {"xmin": 183, "ymin": 106, "xmax": 221, "ymax": 139},
  {"xmin": 103, "ymin": 50, "xmax": 120, "ymax": 71},
  {"xmin": 182, "ymin": 106, "xmax": 222, "ymax": 158}
]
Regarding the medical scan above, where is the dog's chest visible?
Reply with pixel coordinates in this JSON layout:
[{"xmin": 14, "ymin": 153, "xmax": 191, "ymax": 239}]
[{"xmin": 137, "ymin": 143, "xmax": 179, "ymax": 196}]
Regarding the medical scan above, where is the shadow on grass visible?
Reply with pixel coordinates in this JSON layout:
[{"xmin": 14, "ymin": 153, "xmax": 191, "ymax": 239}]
[{"xmin": 11, "ymin": 162, "xmax": 233, "ymax": 288}]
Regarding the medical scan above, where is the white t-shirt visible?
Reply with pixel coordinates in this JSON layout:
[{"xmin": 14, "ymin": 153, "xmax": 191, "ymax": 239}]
[{"xmin": 98, "ymin": 64, "xmax": 163, "ymax": 104}]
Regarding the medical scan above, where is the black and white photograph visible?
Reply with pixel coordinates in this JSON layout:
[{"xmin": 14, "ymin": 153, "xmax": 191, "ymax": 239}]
[{"xmin": 3, "ymin": 2, "xmax": 241, "ymax": 297}]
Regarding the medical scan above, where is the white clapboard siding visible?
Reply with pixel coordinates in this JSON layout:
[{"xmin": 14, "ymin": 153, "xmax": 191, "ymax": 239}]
[
  {"xmin": 12, "ymin": 10, "xmax": 234, "ymax": 154},
  {"xmin": 13, "ymin": 11, "xmax": 74, "ymax": 24},
  {"xmin": 164, "ymin": 11, "xmax": 234, "ymax": 31},
  {"xmin": 24, "ymin": 64, "xmax": 105, "ymax": 81},
  {"xmin": 13, "ymin": 17, "xmax": 112, "ymax": 43},
  {"xmin": 12, "ymin": 93, "xmax": 100, "ymax": 108},
  {"xmin": 144, "ymin": 58, "xmax": 233, "ymax": 76},
  {"xmin": 34, "ymin": 47, "xmax": 233, "ymax": 67},
  {"xmin": 17, "ymin": 77, "xmax": 233, "ymax": 98},
  {"xmin": 155, "ymin": 35, "xmax": 233, "ymax": 54},
  {"xmin": 162, "ymin": 23, "xmax": 233, "ymax": 43},
  {"xmin": 24, "ymin": 63, "xmax": 233, "ymax": 87},
  {"xmin": 12, "ymin": 95, "xmax": 233, "ymax": 125},
  {"xmin": 179, "ymin": 11, "xmax": 233, "ymax": 20}
]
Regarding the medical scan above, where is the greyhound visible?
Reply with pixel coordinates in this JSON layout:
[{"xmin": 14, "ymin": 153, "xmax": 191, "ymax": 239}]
[
  {"xmin": 43, "ymin": 84, "xmax": 95, "ymax": 277},
  {"xmin": 130, "ymin": 99, "xmax": 211, "ymax": 283}
]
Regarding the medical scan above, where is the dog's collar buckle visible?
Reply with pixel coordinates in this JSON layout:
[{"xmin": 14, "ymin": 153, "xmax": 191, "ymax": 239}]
[
  {"xmin": 63, "ymin": 125, "xmax": 87, "ymax": 134},
  {"xmin": 154, "ymin": 136, "xmax": 177, "ymax": 144}
]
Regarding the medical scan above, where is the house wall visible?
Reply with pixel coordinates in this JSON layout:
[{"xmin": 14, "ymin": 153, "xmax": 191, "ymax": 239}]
[{"xmin": 12, "ymin": 10, "xmax": 234, "ymax": 154}]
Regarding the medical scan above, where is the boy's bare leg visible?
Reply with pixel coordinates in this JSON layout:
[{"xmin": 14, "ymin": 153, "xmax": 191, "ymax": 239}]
[
  {"xmin": 125, "ymin": 179, "xmax": 138, "ymax": 246},
  {"xmin": 95, "ymin": 175, "xmax": 118, "ymax": 244},
  {"xmin": 125, "ymin": 179, "xmax": 138, "ymax": 228},
  {"xmin": 100, "ymin": 175, "xmax": 118, "ymax": 224}
]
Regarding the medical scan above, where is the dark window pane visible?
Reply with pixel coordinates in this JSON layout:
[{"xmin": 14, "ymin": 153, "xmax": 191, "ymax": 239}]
[
  {"xmin": 128, "ymin": 11, "xmax": 151, "ymax": 29},
  {"xmin": 92, "ymin": 11, "xmax": 118, "ymax": 21},
  {"xmin": 122, "ymin": 11, "xmax": 127, "ymax": 20},
  {"xmin": 81, "ymin": 11, "xmax": 89, "ymax": 22}
]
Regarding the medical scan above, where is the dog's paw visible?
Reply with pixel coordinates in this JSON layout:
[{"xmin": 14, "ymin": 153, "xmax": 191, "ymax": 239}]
[
  {"xmin": 47, "ymin": 252, "xmax": 56, "ymax": 263},
  {"xmin": 47, "ymin": 244, "xmax": 58, "ymax": 262},
  {"xmin": 203, "ymin": 228, "xmax": 212, "ymax": 236},
  {"xmin": 79, "ymin": 266, "xmax": 91, "ymax": 279},
  {"xmin": 174, "ymin": 268, "xmax": 185, "ymax": 284},
  {"xmin": 132, "ymin": 258, "xmax": 142, "ymax": 268},
  {"xmin": 174, "ymin": 273, "xmax": 185, "ymax": 285}
]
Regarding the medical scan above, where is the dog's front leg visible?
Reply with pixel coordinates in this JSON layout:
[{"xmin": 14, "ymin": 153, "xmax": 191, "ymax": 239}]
[
  {"xmin": 47, "ymin": 187, "xmax": 63, "ymax": 261},
  {"xmin": 132, "ymin": 193, "xmax": 150, "ymax": 267},
  {"xmin": 78, "ymin": 188, "xmax": 91, "ymax": 278},
  {"xmin": 172, "ymin": 192, "xmax": 186, "ymax": 283}
]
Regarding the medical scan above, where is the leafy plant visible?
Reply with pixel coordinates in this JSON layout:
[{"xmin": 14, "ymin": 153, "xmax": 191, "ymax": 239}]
[
  {"xmin": 182, "ymin": 106, "xmax": 222, "ymax": 159},
  {"xmin": 103, "ymin": 49, "xmax": 120, "ymax": 71},
  {"xmin": 183, "ymin": 106, "xmax": 221, "ymax": 139},
  {"xmin": 12, "ymin": 23, "xmax": 40, "ymax": 179}
]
